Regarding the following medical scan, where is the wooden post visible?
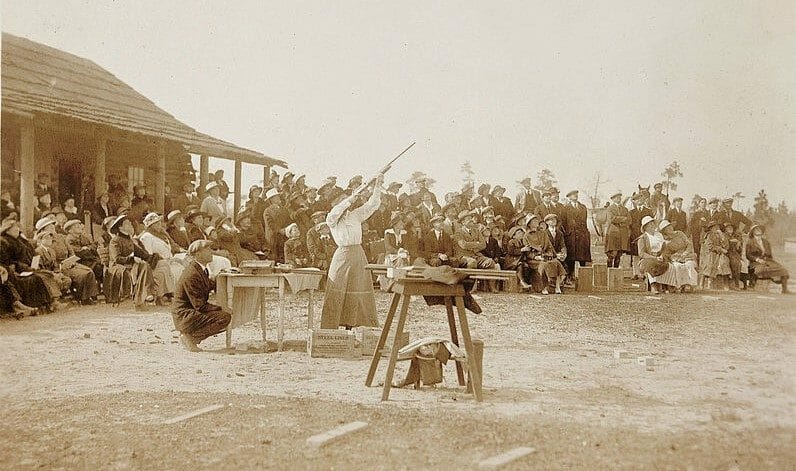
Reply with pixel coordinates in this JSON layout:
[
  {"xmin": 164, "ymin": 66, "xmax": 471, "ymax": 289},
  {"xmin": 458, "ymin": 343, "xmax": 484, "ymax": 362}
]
[
  {"xmin": 19, "ymin": 119, "xmax": 35, "ymax": 235},
  {"xmin": 234, "ymin": 159, "xmax": 242, "ymax": 218},
  {"xmin": 262, "ymin": 165, "xmax": 270, "ymax": 189},
  {"xmin": 199, "ymin": 154, "xmax": 209, "ymax": 196},
  {"xmin": 155, "ymin": 143, "xmax": 166, "ymax": 212},
  {"xmin": 94, "ymin": 136, "xmax": 107, "ymax": 197}
]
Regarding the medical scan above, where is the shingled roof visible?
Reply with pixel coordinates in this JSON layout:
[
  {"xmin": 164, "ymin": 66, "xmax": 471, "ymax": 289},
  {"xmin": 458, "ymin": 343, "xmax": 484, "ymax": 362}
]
[{"xmin": 1, "ymin": 32, "xmax": 286, "ymax": 168}]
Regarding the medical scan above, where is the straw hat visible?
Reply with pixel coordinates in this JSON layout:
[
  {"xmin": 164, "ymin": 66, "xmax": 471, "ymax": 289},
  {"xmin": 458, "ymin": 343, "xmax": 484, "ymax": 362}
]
[
  {"xmin": 640, "ymin": 215, "xmax": 656, "ymax": 230},
  {"xmin": 142, "ymin": 212, "xmax": 162, "ymax": 228}
]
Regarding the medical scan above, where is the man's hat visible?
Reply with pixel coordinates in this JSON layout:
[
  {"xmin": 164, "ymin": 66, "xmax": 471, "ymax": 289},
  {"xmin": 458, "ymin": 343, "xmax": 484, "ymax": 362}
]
[
  {"xmin": 722, "ymin": 197, "xmax": 733, "ymax": 204},
  {"xmin": 282, "ymin": 172, "xmax": 295, "ymax": 182},
  {"xmin": 166, "ymin": 210, "xmax": 182, "ymax": 223},
  {"xmin": 63, "ymin": 219, "xmax": 81, "ymax": 232},
  {"xmin": 550, "ymin": 187, "xmax": 560, "ymax": 194},
  {"xmin": 348, "ymin": 175, "xmax": 363, "ymax": 188},
  {"xmin": 517, "ymin": 177, "xmax": 532, "ymax": 186},
  {"xmin": 205, "ymin": 181, "xmax": 219, "ymax": 192},
  {"xmin": 184, "ymin": 207, "xmax": 204, "ymax": 222},
  {"xmin": 481, "ymin": 205, "xmax": 495, "ymax": 215},
  {"xmin": 458, "ymin": 210, "xmax": 474, "ymax": 221},
  {"xmin": 708, "ymin": 197, "xmax": 720, "ymax": 204},
  {"xmin": 566, "ymin": 190, "xmax": 578, "ymax": 198},
  {"xmin": 543, "ymin": 213, "xmax": 558, "ymax": 223},
  {"xmin": 0, "ymin": 217, "xmax": 17, "ymax": 235},
  {"xmin": 387, "ymin": 182, "xmax": 403, "ymax": 191},
  {"xmin": 610, "ymin": 191, "xmax": 623, "ymax": 199},
  {"xmin": 311, "ymin": 211, "xmax": 327, "ymax": 221},
  {"xmin": 429, "ymin": 214, "xmax": 444, "ymax": 224},
  {"xmin": 640, "ymin": 215, "xmax": 656, "ymax": 230},
  {"xmin": 142, "ymin": 212, "xmax": 162, "ymax": 228},
  {"xmin": 542, "ymin": 188, "xmax": 554, "ymax": 197},
  {"xmin": 477, "ymin": 183, "xmax": 491, "ymax": 196},
  {"xmin": 706, "ymin": 219, "xmax": 724, "ymax": 230},
  {"xmin": 491, "ymin": 185, "xmax": 506, "ymax": 195},
  {"xmin": 35, "ymin": 218, "xmax": 56, "ymax": 232},
  {"xmin": 672, "ymin": 196, "xmax": 683, "ymax": 203},
  {"xmin": 749, "ymin": 224, "xmax": 764, "ymax": 234},
  {"xmin": 295, "ymin": 175, "xmax": 306, "ymax": 186},
  {"xmin": 524, "ymin": 213, "xmax": 540, "ymax": 225},
  {"xmin": 654, "ymin": 182, "xmax": 663, "ymax": 189},
  {"xmin": 658, "ymin": 219, "xmax": 673, "ymax": 231}
]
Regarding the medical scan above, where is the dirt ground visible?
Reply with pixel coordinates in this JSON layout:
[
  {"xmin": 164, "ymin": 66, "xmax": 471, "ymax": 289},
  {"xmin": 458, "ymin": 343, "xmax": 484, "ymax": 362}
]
[{"xmin": 1, "ymin": 266, "xmax": 795, "ymax": 469}]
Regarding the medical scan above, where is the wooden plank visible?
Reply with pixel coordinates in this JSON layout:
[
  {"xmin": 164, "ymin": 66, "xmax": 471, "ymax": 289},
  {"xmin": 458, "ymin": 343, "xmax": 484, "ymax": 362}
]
[
  {"xmin": 478, "ymin": 447, "xmax": 536, "ymax": 469},
  {"xmin": 593, "ymin": 264, "xmax": 608, "ymax": 287},
  {"xmin": 19, "ymin": 118, "xmax": 35, "ymax": 235},
  {"xmin": 576, "ymin": 266, "xmax": 593, "ymax": 293},
  {"xmin": 94, "ymin": 136, "xmax": 107, "ymax": 197},
  {"xmin": 163, "ymin": 404, "xmax": 224, "ymax": 425},
  {"xmin": 199, "ymin": 154, "xmax": 209, "ymax": 196},
  {"xmin": 306, "ymin": 421, "xmax": 368, "ymax": 449},
  {"xmin": 607, "ymin": 267, "xmax": 624, "ymax": 291},
  {"xmin": 155, "ymin": 143, "xmax": 166, "ymax": 212},
  {"xmin": 233, "ymin": 159, "xmax": 242, "ymax": 219}
]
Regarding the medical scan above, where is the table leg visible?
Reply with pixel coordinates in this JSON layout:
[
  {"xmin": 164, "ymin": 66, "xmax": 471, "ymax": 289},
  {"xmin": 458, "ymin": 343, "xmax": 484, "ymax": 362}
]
[
  {"xmin": 226, "ymin": 329, "xmax": 232, "ymax": 349},
  {"xmin": 277, "ymin": 277, "xmax": 286, "ymax": 352},
  {"xmin": 307, "ymin": 289, "xmax": 315, "ymax": 330},
  {"xmin": 454, "ymin": 296, "xmax": 483, "ymax": 402},
  {"xmin": 365, "ymin": 292, "xmax": 401, "ymax": 387},
  {"xmin": 445, "ymin": 297, "xmax": 466, "ymax": 386},
  {"xmin": 381, "ymin": 294, "xmax": 410, "ymax": 401},
  {"xmin": 259, "ymin": 288, "xmax": 267, "ymax": 344}
]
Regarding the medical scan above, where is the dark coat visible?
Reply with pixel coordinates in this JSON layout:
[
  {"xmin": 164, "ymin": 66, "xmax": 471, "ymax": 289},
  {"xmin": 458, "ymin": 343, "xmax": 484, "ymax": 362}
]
[
  {"xmin": 514, "ymin": 188, "xmax": 540, "ymax": 214},
  {"xmin": 167, "ymin": 226, "xmax": 192, "ymax": 250},
  {"xmin": 418, "ymin": 229, "xmax": 455, "ymax": 261},
  {"xmin": 628, "ymin": 206, "xmax": 654, "ymax": 256},
  {"xmin": 562, "ymin": 202, "xmax": 592, "ymax": 262},
  {"xmin": 667, "ymin": 208, "xmax": 688, "ymax": 232},
  {"xmin": 604, "ymin": 203, "xmax": 630, "ymax": 252},
  {"xmin": 481, "ymin": 236, "xmax": 505, "ymax": 261},
  {"xmin": 172, "ymin": 261, "xmax": 220, "ymax": 314}
]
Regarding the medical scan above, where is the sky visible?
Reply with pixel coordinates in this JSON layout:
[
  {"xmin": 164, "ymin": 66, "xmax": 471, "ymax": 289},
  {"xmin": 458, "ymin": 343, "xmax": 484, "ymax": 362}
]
[{"xmin": 3, "ymin": 1, "xmax": 794, "ymax": 211}]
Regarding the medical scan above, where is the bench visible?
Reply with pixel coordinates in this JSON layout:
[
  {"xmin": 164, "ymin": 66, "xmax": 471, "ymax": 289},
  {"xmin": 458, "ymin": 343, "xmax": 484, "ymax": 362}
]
[{"xmin": 365, "ymin": 264, "xmax": 519, "ymax": 293}]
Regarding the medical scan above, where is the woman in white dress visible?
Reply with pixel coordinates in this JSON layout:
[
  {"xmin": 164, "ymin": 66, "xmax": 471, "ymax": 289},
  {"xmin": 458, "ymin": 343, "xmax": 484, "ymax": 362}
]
[
  {"xmin": 320, "ymin": 174, "xmax": 383, "ymax": 329},
  {"xmin": 637, "ymin": 216, "xmax": 677, "ymax": 293},
  {"xmin": 659, "ymin": 220, "xmax": 698, "ymax": 292}
]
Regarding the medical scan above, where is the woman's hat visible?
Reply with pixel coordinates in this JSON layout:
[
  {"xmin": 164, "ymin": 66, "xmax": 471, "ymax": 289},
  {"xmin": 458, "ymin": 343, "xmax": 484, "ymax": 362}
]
[
  {"xmin": 109, "ymin": 215, "xmax": 127, "ymax": 234},
  {"xmin": 34, "ymin": 218, "xmax": 56, "ymax": 232},
  {"xmin": 543, "ymin": 213, "xmax": 558, "ymax": 223},
  {"xmin": 204, "ymin": 226, "xmax": 216, "ymax": 236},
  {"xmin": 265, "ymin": 188, "xmax": 280, "ymax": 201},
  {"xmin": 658, "ymin": 219, "xmax": 672, "ymax": 231},
  {"xmin": 0, "ymin": 217, "xmax": 17, "ymax": 235},
  {"xmin": 142, "ymin": 212, "xmax": 162, "ymax": 228},
  {"xmin": 611, "ymin": 191, "xmax": 623, "ymax": 199},
  {"xmin": 507, "ymin": 225, "xmax": 525, "ymax": 238},
  {"xmin": 749, "ymin": 224, "xmax": 764, "ymax": 234},
  {"xmin": 63, "ymin": 219, "xmax": 81, "ymax": 232},
  {"xmin": 524, "ymin": 213, "xmax": 540, "ymax": 225},
  {"xmin": 205, "ymin": 181, "xmax": 220, "ymax": 192},
  {"xmin": 640, "ymin": 215, "xmax": 656, "ymax": 230},
  {"xmin": 102, "ymin": 216, "xmax": 116, "ymax": 228},
  {"xmin": 166, "ymin": 210, "xmax": 182, "ymax": 223},
  {"xmin": 284, "ymin": 222, "xmax": 299, "ymax": 235}
]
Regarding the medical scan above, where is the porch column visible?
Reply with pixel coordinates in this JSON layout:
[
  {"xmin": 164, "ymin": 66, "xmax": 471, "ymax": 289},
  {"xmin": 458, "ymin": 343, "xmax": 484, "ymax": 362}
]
[
  {"xmin": 233, "ymin": 159, "xmax": 242, "ymax": 218},
  {"xmin": 155, "ymin": 143, "xmax": 166, "ymax": 212},
  {"xmin": 94, "ymin": 136, "xmax": 107, "ymax": 197},
  {"xmin": 199, "ymin": 154, "xmax": 209, "ymax": 196},
  {"xmin": 263, "ymin": 165, "xmax": 271, "ymax": 189},
  {"xmin": 19, "ymin": 119, "xmax": 35, "ymax": 235}
]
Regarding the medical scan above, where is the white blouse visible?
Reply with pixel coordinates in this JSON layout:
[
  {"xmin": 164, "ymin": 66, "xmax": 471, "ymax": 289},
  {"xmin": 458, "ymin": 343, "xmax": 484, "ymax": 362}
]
[
  {"xmin": 327, "ymin": 188, "xmax": 381, "ymax": 247},
  {"xmin": 139, "ymin": 232, "xmax": 174, "ymax": 260},
  {"xmin": 645, "ymin": 231, "xmax": 665, "ymax": 253}
]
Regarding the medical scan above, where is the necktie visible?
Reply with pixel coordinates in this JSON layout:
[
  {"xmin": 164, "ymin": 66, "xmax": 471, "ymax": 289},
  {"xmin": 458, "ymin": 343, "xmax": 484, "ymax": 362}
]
[{"xmin": 204, "ymin": 267, "xmax": 209, "ymax": 278}]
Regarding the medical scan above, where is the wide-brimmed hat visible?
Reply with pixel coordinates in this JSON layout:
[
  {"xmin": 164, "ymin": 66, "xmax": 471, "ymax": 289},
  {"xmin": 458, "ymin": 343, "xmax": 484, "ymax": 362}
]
[
  {"xmin": 63, "ymin": 219, "xmax": 81, "ymax": 232},
  {"xmin": 477, "ymin": 183, "xmax": 491, "ymax": 196},
  {"xmin": 672, "ymin": 196, "xmax": 683, "ymax": 203},
  {"xmin": 0, "ymin": 217, "xmax": 17, "ymax": 235},
  {"xmin": 491, "ymin": 185, "xmax": 506, "ymax": 195},
  {"xmin": 347, "ymin": 175, "xmax": 363, "ymax": 188},
  {"xmin": 109, "ymin": 215, "xmax": 127, "ymax": 234},
  {"xmin": 708, "ymin": 197, "xmax": 719, "ymax": 204},
  {"xmin": 142, "ymin": 212, "xmax": 162, "ymax": 228},
  {"xmin": 166, "ymin": 210, "xmax": 182, "ymax": 223},
  {"xmin": 507, "ymin": 226, "xmax": 525, "ymax": 238},
  {"xmin": 640, "ymin": 215, "xmax": 656, "ymax": 230},
  {"xmin": 264, "ymin": 188, "xmax": 280, "ymax": 201},
  {"xmin": 458, "ymin": 210, "xmax": 475, "ymax": 222},
  {"xmin": 722, "ymin": 197, "xmax": 733, "ymax": 204},
  {"xmin": 387, "ymin": 182, "xmax": 403, "ymax": 191},
  {"xmin": 654, "ymin": 182, "xmax": 663, "ymax": 189},
  {"xmin": 184, "ymin": 208, "xmax": 205, "ymax": 222},
  {"xmin": 658, "ymin": 219, "xmax": 673, "ymax": 231},
  {"xmin": 284, "ymin": 222, "xmax": 299, "ymax": 235},
  {"xmin": 35, "ymin": 218, "xmax": 56, "ymax": 232},
  {"xmin": 524, "ymin": 213, "xmax": 540, "ymax": 225},
  {"xmin": 749, "ymin": 224, "xmax": 764, "ymax": 234},
  {"xmin": 205, "ymin": 181, "xmax": 219, "ymax": 192}
]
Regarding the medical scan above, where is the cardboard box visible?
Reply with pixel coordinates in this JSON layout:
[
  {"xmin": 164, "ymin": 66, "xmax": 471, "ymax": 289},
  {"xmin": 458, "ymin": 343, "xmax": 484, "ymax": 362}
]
[
  {"xmin": 575, "ymin": 266, "xmax": 593, "ymax": 292},
  {"xmin": 607, "ymin": 267, "xmax": 624, "ymax": 291},
  {"xmin": 308, "ymin": 329, "xmax": 357, "ymax": 359},
  {"xmin": 355, "ymin": 327, "xmax": 410, "ymax": 357}
]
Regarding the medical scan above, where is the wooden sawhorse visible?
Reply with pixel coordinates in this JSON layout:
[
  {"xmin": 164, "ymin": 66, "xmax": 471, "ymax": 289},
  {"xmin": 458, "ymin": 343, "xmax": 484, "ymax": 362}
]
[{"xmin": 365, "ymin": 277, "xmax": 483, "ymax": 401}]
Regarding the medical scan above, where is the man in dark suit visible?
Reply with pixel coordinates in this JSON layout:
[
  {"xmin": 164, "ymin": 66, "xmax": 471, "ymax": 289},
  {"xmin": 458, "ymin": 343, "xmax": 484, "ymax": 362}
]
[
  {"xmin": 667, "ymin": 197, "xmax": 688, "ymax": 232},
  {"xmin": 416, "ymin": 192, "xmax": 441, "ymax": 226},
  {"xmin": 171, "ymin": 240, "xmax": 231, "ymax": 352},
  {"xmin": 491, "ymin": 185, "xmax": 515, "ymax": 222},
  {"xmin": 720, "ymin": 197, "xmax": 752, "ymax": 233},
  {"xmin": 534, "ymin": 189, "xmax": 557, "ymax": 222},
  {"xmin": 172, "ymin": 182, "xmax": 199, "ymax": 212},
  {"xmin": 418, "ymin": 215, "xmax": 456, "ymax": 267},
  {"xmin": 514, "ymin": 177, "xmax": 540, "ymax": 214}
]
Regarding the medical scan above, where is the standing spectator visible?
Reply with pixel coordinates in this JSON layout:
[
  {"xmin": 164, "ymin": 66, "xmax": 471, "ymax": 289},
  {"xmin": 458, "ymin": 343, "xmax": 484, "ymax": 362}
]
[
  {"xmin": 604, "ymin": 191, "xmax": 630, "ymax": 268},
  {"xmin": 668, "ymin": 197, "xmax": 688, "ymax": 232},
  {"xmin": 562, "ymin": 190, "xmax": 591, "ymax": 285}
]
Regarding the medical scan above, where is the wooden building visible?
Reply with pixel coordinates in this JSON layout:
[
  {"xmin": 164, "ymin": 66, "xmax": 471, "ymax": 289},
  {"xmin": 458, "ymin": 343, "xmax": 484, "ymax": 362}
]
[{"xmin": 1, "ymin": 32, "xmax": 286, "ymax": 234}]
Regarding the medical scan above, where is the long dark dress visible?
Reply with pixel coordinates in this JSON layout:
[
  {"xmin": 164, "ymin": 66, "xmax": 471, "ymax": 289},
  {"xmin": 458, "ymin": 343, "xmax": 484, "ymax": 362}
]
[
  {"xmin": 171, "ymin": 261, "xmax": 230, "ymax": 343},
  {"xmin": 746, "ymin": 237, "xmax": 789, "ymax": 280},
  {"xmin": 0, "ymin": 234, "xmax": 55, "ymax": 307}
]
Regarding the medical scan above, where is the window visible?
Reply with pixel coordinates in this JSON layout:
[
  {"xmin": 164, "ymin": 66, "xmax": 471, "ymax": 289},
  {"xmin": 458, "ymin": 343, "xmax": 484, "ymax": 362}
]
[{"xmin": 128, "ymin": 166, "xmax": 144, "ymax": 193}]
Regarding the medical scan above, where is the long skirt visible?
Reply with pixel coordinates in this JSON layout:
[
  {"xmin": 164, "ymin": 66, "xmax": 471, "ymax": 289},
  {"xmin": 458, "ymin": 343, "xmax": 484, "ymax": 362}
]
[
  {"xmin": 671, "ymin": 260, "xmax": 698, "ymax": 287},
  {"xmin": 320, "ymin": 245, "xmax": 378, "ymax": 329},
  {"xmin": 702, "ymin": 251, "xmax": 731, "ymax": 277},
  {"xmin": 63, "ymin": 263, "xmax": 99, "ymax": 301},
  {"xmin": 647, "ymin": 264, "xmax": 678, "ymax": 287},
  {"xmin": 752, "ymin": 260, "xmax": 789, "ymax": 280},
  {"xmin": 104, "ymin": 264, "xmax": 133, "ymax": 304},
  {"xmin": 10, "ymin": 272, "xmax": 53, "ymax": 308}
]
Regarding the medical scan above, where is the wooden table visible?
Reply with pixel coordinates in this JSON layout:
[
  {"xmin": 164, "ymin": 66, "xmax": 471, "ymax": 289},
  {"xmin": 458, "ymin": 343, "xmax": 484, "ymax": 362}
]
[
  {"xmin": 364, "ymin": 277, "xmax": 483, "ymax": 401},
  {"xmin": 216, "ymin": 271, "xmax": 324, "ymax": 351}
]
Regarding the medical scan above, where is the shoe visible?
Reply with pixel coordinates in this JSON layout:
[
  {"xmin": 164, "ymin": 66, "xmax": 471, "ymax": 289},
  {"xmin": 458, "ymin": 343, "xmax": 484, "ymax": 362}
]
[
  {"xmin": 555, "ymin": 287, "xmax": 562, "ymax": 294},
  {"xmin": 541, "ymin": 288, "xmax": 549, "ymax": 295},
  {"xmin": 520, "ymin": 281, "xmax": 532, "ymax": 290},
  {"xmin": 145, "ymin": 295, "xmax": 155, "ymax": 303},
  {"xmin": 179, "ymin": 334, "xmax": 200, "ymax": 352}
]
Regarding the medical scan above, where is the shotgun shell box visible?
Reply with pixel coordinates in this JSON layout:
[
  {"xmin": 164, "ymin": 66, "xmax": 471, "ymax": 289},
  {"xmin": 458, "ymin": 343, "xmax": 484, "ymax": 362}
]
[{"xmin": 308, "ymin": 329, "xmax": 357, "ymax": 359}]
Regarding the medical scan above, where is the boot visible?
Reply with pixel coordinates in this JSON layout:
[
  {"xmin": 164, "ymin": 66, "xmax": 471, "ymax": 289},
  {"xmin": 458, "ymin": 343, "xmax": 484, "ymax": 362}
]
[{"xmin": 782, "ymin": 276, "xmax": 790, "ymax": 294}]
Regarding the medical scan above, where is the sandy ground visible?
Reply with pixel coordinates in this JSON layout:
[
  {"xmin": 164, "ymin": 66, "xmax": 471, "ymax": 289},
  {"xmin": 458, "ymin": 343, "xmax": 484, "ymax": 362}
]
[{"xmin": 1, "ymin": 272, "xmax": 794, "ymax": 469}]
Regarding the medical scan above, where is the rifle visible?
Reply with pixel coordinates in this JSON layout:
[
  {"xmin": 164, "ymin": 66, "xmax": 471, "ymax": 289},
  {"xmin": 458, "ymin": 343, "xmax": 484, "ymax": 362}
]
[{"xmin": 352, "ymin": 142, "xmax": 416, "ymax": 196}]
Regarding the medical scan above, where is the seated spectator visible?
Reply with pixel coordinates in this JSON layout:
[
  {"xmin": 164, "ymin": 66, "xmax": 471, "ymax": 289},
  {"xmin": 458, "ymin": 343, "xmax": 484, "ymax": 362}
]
[
  {"xmin": 519, "ymin": 214, "xmax": 564, "ymax": 294},
  {"xmin": 33, "ymin": 230, "xmax": 77, "ymax": 300},
  {"xmin": 63, "ymin": 197, "xmax": 80, "ymax": 220},
  {"xmin": 503, "ymin": 226, "xmax": 525, "ymax": 278},
  {"xmin": 701, "ymin": 219, "xmax": 732, "ymax": 290},
  {"xmin": 659, "ymin": 219, "xmax": 698, "ymax": 292},
  {"xmin": 214, "ymin": 216, "xmax": 257, "ymax": 266},
  {"xmin": 453, "ymin": 210, "xmax": 497, "ymax": 270},
  {"xmin": 166, "ymin": 210, "xmax": 191, "ymax": 250},
  {"xmin": 283, "ymin": 223, "xmax": 310, "ymax": 268},
  {"xmin": 107, "ymin": 215, "xmax": 157, "ymax": 308},
  {"xmin": 0, "ymin": 217, "xmax": 61, "ymax": 312},
  {"xmin": 237, "ymin": 212, "xmax": 267, "ymax": 255},
  {"xmin": 138, "ymin": 213, "xmax": 184, "ymax": 304},
  {"xmin": 184, "ymin": 207, "xmax": 207, "ymax": 243},
  {"xmin": 307, "ymin": 222, "xmax": 336, "ymax": 270},
  {"xmin": 418, "ymin": 215, "xmax": 456, "ymax": 267},
  {"xmin": 65, "ymin": 219, "xmax": 104, "ymax": 284},
  {"xmin": 0, "ymin": 264, "xmax": 34, "ymax": 319},
  {"xmin": 746, "ymin": 224, "xmax": 790, "ymax": 294}
]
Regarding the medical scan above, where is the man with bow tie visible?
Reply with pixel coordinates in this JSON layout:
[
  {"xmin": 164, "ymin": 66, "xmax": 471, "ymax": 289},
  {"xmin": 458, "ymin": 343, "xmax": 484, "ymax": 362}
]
[{"xmin": 171, "ymin": 240, "xmax": 231, "ymax": 352}]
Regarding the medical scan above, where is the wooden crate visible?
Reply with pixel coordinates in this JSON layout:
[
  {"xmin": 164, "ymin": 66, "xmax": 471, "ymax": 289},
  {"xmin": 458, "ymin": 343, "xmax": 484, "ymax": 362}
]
[
  {"xmin": 308, "ymin": 329, "xmax": 357, "ymax": 359},
  {"xmin": 592, "ymin": 264, "xmax": 608, "ymax": 288},
  {"xmin": 355, "ymin": 327, "xmax": 410, "ymax": 357},
  {"xmin": 576, "ymin": 266, "xmax": 594, "ymax": 293},
  {"xmin": 607, "ymin": 267, "xmax": 624, "ymax": 291}
]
